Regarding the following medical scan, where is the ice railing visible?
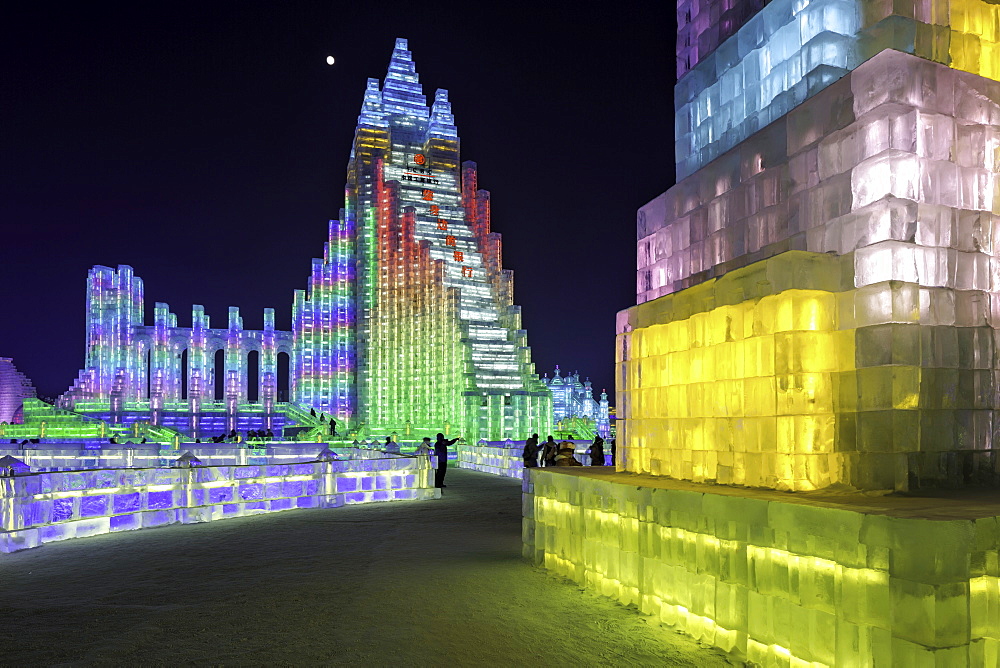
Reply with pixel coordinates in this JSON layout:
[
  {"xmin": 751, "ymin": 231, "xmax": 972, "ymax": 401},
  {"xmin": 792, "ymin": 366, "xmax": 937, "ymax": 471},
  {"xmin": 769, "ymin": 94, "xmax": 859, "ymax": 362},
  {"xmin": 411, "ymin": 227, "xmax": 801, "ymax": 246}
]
[
  {"xmin": 0, "ymin": 454, "xmax": 437, "ymax": 554},
  {"xmin": 457, "ymin": 440, "xmax": 610, "ymax": 479},
  {"xmin": 0, "ymin": 443, "xmax": 414, "ymax": 473}
]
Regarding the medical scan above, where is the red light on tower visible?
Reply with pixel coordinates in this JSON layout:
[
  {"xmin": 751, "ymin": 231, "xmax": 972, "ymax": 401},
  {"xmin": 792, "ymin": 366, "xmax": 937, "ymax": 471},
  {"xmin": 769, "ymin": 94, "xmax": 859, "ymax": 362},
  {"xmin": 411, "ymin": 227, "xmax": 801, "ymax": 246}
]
[{"xmin": 414, "ymin": 154, "xmax": 426, "ymax": 165}]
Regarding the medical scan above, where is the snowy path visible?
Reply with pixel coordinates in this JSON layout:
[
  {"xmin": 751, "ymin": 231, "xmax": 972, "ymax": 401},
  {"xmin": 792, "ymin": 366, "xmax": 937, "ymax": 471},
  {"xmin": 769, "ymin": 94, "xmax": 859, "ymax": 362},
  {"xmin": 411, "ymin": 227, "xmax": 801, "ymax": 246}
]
[{"xmin": 0, "ymin": 468, "xmax": 737, "ymax": 666}]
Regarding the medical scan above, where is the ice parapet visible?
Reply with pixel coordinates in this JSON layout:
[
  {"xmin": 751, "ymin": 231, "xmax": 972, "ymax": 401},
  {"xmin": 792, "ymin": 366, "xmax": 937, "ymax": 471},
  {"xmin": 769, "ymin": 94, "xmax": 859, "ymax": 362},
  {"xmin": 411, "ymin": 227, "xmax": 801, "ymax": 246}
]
[{"xmin": 0, "ymin": 454, "xmax": 438, "ymax": 554}]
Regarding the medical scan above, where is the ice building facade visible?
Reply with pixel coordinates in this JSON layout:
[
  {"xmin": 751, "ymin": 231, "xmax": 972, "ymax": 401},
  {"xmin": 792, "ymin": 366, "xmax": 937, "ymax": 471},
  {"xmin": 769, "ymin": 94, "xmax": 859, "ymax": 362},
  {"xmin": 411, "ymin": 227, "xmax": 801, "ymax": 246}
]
[
  {"xmin": 675, "ymin": 0, "xmax": 1000, "ymax": 179},
  {"xmin": 59, "ymin": 39, "xmax": 550, "ymax": 442},
  {"xmin": 623, "ymin": 0, "xmax": 1000, "ymax": 493},
  {"xmin": 293, "ymin": 38, "xmax": 550, "ymax": 441},
  {"xmin": 524, "ymin": 0, "xmax": 1000, "ymax": 664},
  {"xmin": 540, "ymin": 366, "xmax": 610, "ymax": 437},
  {"xmin": 0, "ymin": 358, "xmax": 36, "ymax": 424}
]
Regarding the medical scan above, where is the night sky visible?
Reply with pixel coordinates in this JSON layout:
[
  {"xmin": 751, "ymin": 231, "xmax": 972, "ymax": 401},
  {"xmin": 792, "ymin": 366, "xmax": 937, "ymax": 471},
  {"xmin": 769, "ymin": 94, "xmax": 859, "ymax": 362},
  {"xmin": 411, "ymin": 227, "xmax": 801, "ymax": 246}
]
[{"xmin": 3, "ymin": 2, "xmax": 676, "ymax": 402}]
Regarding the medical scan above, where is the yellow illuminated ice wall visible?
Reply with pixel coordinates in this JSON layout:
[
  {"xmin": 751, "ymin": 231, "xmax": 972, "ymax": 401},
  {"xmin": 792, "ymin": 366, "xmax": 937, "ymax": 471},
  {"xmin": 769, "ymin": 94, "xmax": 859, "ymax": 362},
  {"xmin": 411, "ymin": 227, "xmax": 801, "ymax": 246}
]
[
  {"xmin": 523, "ymin": 470, "xmax": 1000, "ymax": 665},
  {"xmin": 620, "ymin": 45, "xmax": 1000, "ymax": 492}
]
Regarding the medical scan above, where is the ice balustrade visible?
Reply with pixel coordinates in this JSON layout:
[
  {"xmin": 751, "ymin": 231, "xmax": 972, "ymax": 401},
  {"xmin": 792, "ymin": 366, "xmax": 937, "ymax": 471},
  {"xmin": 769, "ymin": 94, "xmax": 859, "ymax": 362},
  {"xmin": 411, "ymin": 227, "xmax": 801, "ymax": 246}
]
[
  {"xmin": 457, "ymin": 439, "xmax": 609, "ymax": 479},
  {"xmin": 674, "ymin": 0, "xmax": 1000, "ymax": 178},
  {"xmin": 0, "ymin": 444, "xmax": 403, "ymax": 472},
  {"xmin": 1, "ymin": 454, "xmax": 437, "ymax": 554},
  {"xmin": 642, "ymin": 50, "xmax": 1000, "ymax": 305},
  {"xmin": 523, "ymin": 469, "xmax": 1000, "ymax": 665}
]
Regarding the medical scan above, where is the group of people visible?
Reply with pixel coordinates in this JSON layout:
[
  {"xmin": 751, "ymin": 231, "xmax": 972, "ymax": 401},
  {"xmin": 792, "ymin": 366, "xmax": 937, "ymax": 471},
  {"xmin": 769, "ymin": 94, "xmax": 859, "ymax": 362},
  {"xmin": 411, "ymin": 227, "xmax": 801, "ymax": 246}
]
[
  {"xmin": 309, "ymin": 408, "xmax": 338, "ymax": 436},
  {"xmin": 206, "ymin": 429, "xmax": 274, "ymax": 444},
  {"xmin": 521, "ymin": 434, "xmax": 612, "ymax": 468}
]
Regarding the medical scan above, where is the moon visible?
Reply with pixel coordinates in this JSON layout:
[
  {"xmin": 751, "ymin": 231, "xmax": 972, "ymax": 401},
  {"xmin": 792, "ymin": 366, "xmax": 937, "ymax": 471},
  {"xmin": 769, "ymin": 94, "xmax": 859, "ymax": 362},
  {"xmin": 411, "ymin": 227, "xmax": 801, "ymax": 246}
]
[{"xmin": 326, "ymin": 55, "xmax": 335, "ymax": 65}]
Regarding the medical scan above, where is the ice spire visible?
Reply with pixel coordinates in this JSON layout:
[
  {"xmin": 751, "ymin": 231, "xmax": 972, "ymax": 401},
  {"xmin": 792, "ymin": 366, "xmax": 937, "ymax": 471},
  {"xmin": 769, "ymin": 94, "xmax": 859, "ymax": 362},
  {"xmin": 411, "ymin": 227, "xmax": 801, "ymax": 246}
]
[
  {"xmin": 428, "ymin": 89, "xmax": 458, "ymax": 139},
  {"xmin": 381, "ymin": 38, "xmax": 428, "ymax": 119},
  {"xmin": 357, "ymin": 78, "xmax": 387, "ymax": 128}
]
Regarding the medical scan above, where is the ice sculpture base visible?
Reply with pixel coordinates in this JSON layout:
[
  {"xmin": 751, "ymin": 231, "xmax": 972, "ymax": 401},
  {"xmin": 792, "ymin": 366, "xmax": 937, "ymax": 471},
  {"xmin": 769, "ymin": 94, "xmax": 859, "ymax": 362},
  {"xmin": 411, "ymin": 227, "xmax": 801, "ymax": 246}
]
[{"xmin": 523, "ymin": 468, "xmax": 1000, "ymax": 665}]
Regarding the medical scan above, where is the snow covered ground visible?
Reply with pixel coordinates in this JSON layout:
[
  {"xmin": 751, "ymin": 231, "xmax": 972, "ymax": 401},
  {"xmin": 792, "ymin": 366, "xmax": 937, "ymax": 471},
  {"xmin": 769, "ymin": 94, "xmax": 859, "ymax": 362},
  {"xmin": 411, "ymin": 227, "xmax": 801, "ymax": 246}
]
[{"xmin": 0, "ymin": 468, "xmax": 740, "ymax": 666}]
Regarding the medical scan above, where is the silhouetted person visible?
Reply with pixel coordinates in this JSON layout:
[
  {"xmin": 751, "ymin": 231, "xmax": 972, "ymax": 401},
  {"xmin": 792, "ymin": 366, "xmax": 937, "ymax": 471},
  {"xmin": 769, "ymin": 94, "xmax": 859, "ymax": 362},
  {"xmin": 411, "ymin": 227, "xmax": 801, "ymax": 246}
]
[
  {"xmin": 330, "ymin": 419, "xmax": 337, "ymax": 436},
  {"xmin": 228, "ymin": 429, "xmax": 238, "ymax": 443},
  {"xmin": 610, "ymin": 438, "xmax": 617, "ymax": 466},
  {"xmin": 589, "ymin": 436, "xmax": 605, "ymax": 466},
  {"xmin": 434, "ymin": 432, "xmax": 459, "ymax": 488},
  {"xmin": 310, "ymin": 408, "xmax": 317, "ymax": 417},
  {"xmin": 522, "ymin": 433, "xmax": 540, "ymax": 468},
  {"xmin": 384, "ymin": 436, "xmax": 400, "ymax": 454},
  {"xmin": 541, "ymin": 435, "xmax": 558, "ymax": 467},
  {"xmin": 266, "ymin": 429, "xmax": 274, "ymax": 441}
]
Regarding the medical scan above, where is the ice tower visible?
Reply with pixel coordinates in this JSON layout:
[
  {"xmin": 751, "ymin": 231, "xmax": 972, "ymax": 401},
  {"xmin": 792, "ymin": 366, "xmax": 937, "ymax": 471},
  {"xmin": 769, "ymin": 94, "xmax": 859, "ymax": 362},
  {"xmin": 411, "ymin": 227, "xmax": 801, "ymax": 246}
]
[
  {"xmin": 621, "ymin": 0, "xmax": 1000, "ymax": 491},
  {"xmin": 524, "ymin": 0, "xmax": 1000, "ymax": 664},
  {"xmin": 293, "ymin": 39, "xmax": 551, "ymax": 440},
  {"xmin": 59, "ymin": 39, "xmax": 549, "ymax": 442}
]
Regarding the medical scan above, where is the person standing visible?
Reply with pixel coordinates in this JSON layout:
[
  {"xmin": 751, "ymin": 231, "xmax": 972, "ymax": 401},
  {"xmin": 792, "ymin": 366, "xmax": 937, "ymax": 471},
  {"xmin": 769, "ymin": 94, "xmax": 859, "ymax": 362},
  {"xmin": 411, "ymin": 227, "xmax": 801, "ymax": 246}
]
[
  {"xmin": 415, "ymin": 437, "xmax": 433, "ymax": 457},
  {"xmin": 541, "ymin": 435, "xmax": 558, "ymax": 467},
  {"xmin": 589, "ymin": 435, "xmax": 605, "ymax": 466},
  {"xmin": 433, "ymin": 432, "xmax": 459, "ymax": 488},
  {"xmin": 522, "ymin": 433, "xmax": 540, "ymax": 468}
]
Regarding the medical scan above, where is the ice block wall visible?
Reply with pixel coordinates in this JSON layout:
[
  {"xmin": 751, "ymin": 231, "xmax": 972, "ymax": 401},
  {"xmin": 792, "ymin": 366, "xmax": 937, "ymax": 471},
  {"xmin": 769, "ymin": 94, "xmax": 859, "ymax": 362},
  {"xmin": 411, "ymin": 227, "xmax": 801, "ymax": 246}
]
[
  {"xmin": 624, "ymin": 49, "xmax": 1000, "ymax": 491},
  {"xmin": 1, "ymin": 455, "xmax": 437, "ymax": 553},
  {"xmin": 621, "ymin": 247, "xmax": 1000, "ymax": 491},
  {"xmin": 524, "ymin": 469, "xmax": 1000, "ymax": 665},
  {"xmin": 675, "ymin": 0, "xmax": 1000, "ymax": 179},
  {"xmin": 292, "ymin": 217, "xmax": 357, "ymax": 418},
  {"xmin": 457, "ymin": 440, "xmax": 525, "ymax": 479},
  {"xmin": 642, "ymin": 49, "xmax": 1000, "ymax": 305}
]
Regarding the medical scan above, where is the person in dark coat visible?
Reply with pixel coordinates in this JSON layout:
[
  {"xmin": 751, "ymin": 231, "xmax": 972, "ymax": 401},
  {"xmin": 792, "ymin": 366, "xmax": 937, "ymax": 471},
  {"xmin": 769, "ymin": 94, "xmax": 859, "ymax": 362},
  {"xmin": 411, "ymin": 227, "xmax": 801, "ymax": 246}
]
[
  {"xmin": 522, "ymin": 433, "xmax": 540, "ymax": 468},
  {"xmin": 541, "ymin": 435, "xmax": 558, "ymax": 466},
  {"xmin": 433, "ymin": 432, "xmax": 459, "ymax": 488},
  {"xmin": 589, "ymin": 435, "xmax": 605, "ymax": 466}
]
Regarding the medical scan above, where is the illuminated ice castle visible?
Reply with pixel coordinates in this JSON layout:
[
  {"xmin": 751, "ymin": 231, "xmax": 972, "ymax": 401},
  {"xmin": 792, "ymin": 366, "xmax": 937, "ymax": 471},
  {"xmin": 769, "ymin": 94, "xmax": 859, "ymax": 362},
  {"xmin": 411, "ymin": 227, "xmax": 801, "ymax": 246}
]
[
  {"xmin": 59, "ymin": 39, "xmax": 551, "ymax": 441},
  {"xmin": 540, "ymin": 366, "xmax": 610, "ymax": 437},
  {"xmin": 524, "ymin": 0, "xmax": 1000, "ymax": 664}
]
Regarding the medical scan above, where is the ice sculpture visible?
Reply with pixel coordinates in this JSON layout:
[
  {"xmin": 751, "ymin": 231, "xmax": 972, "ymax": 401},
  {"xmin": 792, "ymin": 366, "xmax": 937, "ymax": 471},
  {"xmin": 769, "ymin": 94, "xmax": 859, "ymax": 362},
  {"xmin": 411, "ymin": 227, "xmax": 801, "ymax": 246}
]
[
  {"xmin": 58, "ymin": 39, "xmax": 552, "ymax": 442},
  {"xmin": 541, "ymin": 366, "xmax": 611, "ymax": 437},
  {"xmin": 526, "ymin": 0, "xmax": 1000, "ymax": 663},
  {"xmin": 624, "ymin": 47, "xmax": 1000, "ymax": 492},
  {"xmin": 293, "ymin": 38, "xmax": 552, "ymax": 440}
]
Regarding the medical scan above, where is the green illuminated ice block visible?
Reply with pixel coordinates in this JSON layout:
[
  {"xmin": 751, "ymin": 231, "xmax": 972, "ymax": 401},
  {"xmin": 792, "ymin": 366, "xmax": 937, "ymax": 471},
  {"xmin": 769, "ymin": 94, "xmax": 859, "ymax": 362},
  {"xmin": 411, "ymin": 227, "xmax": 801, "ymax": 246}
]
[{"xmin": 524, "ymin": 469, "xmax": 1000, "ymax": 665}]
